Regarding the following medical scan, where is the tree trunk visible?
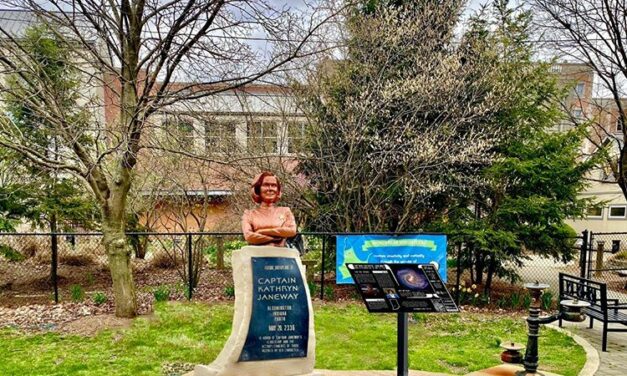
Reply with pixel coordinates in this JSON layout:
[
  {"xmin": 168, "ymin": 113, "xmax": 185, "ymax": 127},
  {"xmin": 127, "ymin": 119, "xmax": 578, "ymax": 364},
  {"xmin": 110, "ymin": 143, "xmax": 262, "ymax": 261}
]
[
  {"xmin": 484, "ymin": 254, "xmax": 497, "ymax": 296},
  {"xmin": 474, "ymin": 250, "xmax": 485, "ymax": 285},
  {"xmin": 102, "ymin": 205, "xmax": 137, "ymax": 317}
]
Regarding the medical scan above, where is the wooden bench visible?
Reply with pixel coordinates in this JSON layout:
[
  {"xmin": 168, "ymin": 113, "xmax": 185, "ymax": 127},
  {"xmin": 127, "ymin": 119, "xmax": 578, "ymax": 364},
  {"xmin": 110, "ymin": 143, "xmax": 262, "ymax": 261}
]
[{"xmin": 558, "ymin": 273, "xmax": 627, "ymax": 351}]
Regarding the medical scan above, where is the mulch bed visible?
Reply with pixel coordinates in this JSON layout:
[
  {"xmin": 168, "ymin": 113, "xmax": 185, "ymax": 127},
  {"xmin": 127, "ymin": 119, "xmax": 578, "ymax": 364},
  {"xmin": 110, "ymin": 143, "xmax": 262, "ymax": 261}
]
[{"xmin": 0, "ymin": 263, "xmax": 562, "ymax": 335}]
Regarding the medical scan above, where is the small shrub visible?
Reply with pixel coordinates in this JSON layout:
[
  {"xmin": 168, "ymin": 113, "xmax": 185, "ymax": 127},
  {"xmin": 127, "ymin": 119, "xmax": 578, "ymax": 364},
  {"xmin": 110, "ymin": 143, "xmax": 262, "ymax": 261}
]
[
  {"xmin": 224, "ymin": 285, "xmax": 235, "ymax": 298},
  {"xmin": 70, "ymin": 284, "xmax": 85, "ymax": 302},
  {"xmin": 20, "ymin": 241, "xmax": 38, "ymax": 258},
  {"xmin": 154, "ymin": 285, "xmax": 170, "ymax": 302},
  {"xmin": 85, "ymin": 272, "xmax": 96, "ymax": 286},
  {"xmin": 60, "ymin": 253, "xmax": 96, "ymax": 266},
  {"xmin": 92, "ymin": 292, "xmax": 107, "ymax": 305},
  {"xmin": 150, "ymin": 250, "xmax": 180, "ymax": 269},
  {"xmin": 0, "ymin": 244, "xmax": 25, "ymax": 262},
  {"xmin": 523, "ymin": 294, "xmax": 532, "ymax": 310}
]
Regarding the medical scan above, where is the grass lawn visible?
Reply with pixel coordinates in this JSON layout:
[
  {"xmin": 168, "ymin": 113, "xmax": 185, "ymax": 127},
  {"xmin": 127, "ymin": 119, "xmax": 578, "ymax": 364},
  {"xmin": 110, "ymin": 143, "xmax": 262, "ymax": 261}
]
[{"xmin": 0, "ymin": 302, "xmax": 586, "ymax": 376}]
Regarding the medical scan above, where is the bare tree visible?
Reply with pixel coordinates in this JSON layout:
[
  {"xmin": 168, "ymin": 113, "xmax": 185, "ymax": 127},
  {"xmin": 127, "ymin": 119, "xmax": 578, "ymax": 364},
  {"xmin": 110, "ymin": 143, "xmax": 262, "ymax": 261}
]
[
  {"xmin": 532, "ymin": 0, "xmax": 627, "ymax": 199},
  {"xmin": 0, "ymin": 0, "xmax": 341, "ymax": 317}
]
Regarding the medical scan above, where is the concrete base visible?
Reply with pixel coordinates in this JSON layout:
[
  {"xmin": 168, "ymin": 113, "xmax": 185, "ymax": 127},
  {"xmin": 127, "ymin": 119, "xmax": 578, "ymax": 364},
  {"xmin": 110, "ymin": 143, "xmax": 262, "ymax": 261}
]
[
  {"xmin": 187, "ymin": 247, "xmax": 316, "ymax": 376},
  {"xmin": 186, "ymin": 366, "xmax": 322, "ymax": 376},
  {"xmin": 465, "ymin": 364, "xmax": 563, "ymax": 376}
]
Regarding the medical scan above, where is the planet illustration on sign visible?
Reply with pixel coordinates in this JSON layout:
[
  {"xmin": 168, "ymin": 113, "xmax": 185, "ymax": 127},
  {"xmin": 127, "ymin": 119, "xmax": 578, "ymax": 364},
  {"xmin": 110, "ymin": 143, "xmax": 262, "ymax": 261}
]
[{"xmin": 395, "ymin": 268, "xmax": 430, "ymax": 291}]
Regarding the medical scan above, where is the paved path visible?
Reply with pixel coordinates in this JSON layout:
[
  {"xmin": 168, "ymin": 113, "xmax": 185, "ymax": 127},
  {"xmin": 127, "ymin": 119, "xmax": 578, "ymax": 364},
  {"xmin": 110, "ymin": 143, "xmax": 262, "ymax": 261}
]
[
  {"xmin": 558, "ymin": 319, "xmax": 627, "ymax": 376},
  {"xmin": 316, "ymin": 371, "xmax": 450, "ymax": 375}
]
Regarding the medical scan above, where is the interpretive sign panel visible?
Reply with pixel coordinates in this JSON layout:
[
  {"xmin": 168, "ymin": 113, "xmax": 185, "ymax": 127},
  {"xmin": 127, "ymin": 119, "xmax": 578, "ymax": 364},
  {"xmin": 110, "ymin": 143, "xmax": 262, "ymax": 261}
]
[
  {"xmin": 239, "ymin": 257, "xmax": 309, "ymax": 362},
  {"xmin": 347, "ymin": 263, "xmax": 458, "ymax": 313},
  {"xmin": 336, "ymin": 234, "xmax": 447, "ymax": 284}
]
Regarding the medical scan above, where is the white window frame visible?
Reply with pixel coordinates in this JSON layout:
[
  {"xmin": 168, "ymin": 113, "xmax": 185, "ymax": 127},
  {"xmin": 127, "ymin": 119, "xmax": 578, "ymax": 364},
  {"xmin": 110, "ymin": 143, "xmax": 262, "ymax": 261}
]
[
  {"xmin": 586, "ymin": 206, "xmax": 604, "ymax": 219},
  {"xmin": 575, "ymin": 82, "xmax": 585, "ymax": 96},
  {"xmin": 608, "ymin": 205, "xmax": 627, "ymax": 219},
  {"xmin": 550, "ymin": 65, "xmax": 562, "ymax": 73},
  {"xmin": 246, "ymin": 119, "xmax": 279, "ymax": 154}
]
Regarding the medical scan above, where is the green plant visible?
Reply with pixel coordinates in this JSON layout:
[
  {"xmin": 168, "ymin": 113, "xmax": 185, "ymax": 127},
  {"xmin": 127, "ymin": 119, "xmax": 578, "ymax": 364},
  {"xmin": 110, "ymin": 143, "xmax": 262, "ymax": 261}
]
[
  {"xmin": 307, "ymin": 281, "xmax": 318, "ymax": 297},
  {"xmin": 510, "ymin": 292, "xmax": 521, "ymax": 309},
  {"xmin": 496, "ymin": 297, "xmax": 509, "ymax": 309},
  {"xmin": 0, "ymin": 244, "xmax": 24, "ymax": 262},
  {"xmin": 153, "ymin": 286, "xmax": 170, "ymax": 302},
  {"xmin": 224, "ymin": 285, "xmax": 235, "ymax": 298},
  {"xmin": 85, "ymin": 272, "xmax": 96, "ymax": 286},
  {"xmin": 70, "ymin": 285, "xmax": 85, "ymax": 302},
  {"xmin": 323, "ymin": 285, "xmax": 335, "ymax": 300},
  {"xmin": 541, "ymin": 291, "xmax": 554, "ymax": 311},
  {"xmin": 523, "ymin": 294, "xmax": 532, "ymax": 310},
  {"xmin": 92, "ymin": 292, "xmax": 107, "ymax": 305},
  {"xmin": 412, "ymin": 313, "xmax": 426, "ymax": 323}
]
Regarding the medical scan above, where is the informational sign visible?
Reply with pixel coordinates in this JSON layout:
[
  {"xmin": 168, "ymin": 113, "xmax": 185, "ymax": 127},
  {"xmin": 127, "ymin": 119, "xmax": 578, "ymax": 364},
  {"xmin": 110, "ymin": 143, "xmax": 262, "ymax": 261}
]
[
  {"xmin": 336, "ymin": 234, "xmax": 447, "ymax": 284},
  {"xmin": 347, "ymin": 263, "xmax": 458, "ymax": 313},
  {"xmin": 239, "ymin": 257, "xmax": 309, "ymax": 362}
]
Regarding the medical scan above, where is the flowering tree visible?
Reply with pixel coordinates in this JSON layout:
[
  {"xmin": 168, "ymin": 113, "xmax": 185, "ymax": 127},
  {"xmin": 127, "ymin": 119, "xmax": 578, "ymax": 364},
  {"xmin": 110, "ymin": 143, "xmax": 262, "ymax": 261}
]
[{"xmin": 297, "ymin": 0, "xmax": 520, "ymax": 232}]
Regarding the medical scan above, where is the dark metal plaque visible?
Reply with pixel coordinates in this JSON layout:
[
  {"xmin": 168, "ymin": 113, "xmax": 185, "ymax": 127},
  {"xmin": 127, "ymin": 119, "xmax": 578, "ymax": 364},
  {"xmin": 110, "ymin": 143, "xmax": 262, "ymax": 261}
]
[
  {"xmin": 239, "ymin": 257, "xmax": 309, "ymax": 362},
  {"xmin": 347, "ymin": 263, "xmax": 459, "ymax": 313}
]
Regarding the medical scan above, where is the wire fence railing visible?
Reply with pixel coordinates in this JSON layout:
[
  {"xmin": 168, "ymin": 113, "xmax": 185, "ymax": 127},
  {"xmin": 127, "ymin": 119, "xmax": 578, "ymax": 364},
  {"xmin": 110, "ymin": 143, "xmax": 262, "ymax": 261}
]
[{"xmin": 1, "ymin": 230, "xmax": 623, "ymax": 308}]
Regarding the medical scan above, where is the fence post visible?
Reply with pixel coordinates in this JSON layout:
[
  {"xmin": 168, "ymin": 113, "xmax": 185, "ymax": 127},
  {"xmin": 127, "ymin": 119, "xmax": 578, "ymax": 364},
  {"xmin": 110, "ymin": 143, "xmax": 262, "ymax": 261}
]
[
  {"xmin": 595, "ymin": 240, "xmax": 605, "ymax": 278},
  {"xmin": 51, "ymin": 232, "xmax": 59, "ymax": 304},
  {"xmin": 187, "ymin": 233, "xmax": 193, "ymax": 300},
  {"xmin": 580, "ymin": 230, "xmax": 588, "ymax": 279},
  {"xmin": 320, "ymin": 235, "xmax": 326, "ymax": 300},
  {"xmin": 455, "ymin": 243, "xmax": 462, "ymax": 307}
]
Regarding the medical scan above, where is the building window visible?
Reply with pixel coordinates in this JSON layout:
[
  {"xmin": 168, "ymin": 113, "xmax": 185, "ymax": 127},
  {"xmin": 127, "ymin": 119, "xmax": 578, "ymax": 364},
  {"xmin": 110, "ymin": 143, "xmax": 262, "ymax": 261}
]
[
  {"xmin": 550, "ymin": 65, "xmax": 562, "ymax": 73},
  {"xmin": 205, "ymin": 119, "xmax": 237, "ymax": 153},
  {"xmin": 287, "ymin": 121, "xmax": 306, "ymax": 153},
  {"xmin": 575, "ymin": 83, "xmax": 585, "ymax": 96},
  {"xmin": 572, "ymin": 109, "xmax": 583, "ymax": 119},
  {"xmin": 586, "ymin": 206, "xmax": 603, "ymax": 219},
  {"xmin": 247, "ymin": 120, "xmax": 277, "ymax": 153},
  {"xmin": 608, "ymin": 205, "xmax": 627, "ymax": 219},
  {"xmin": 163, "ymin": 116, "xmax": 195, "ymax": 149},
  {"xmin": 617, "ymin": 116, "xmax": 624, "ymax": 132}
]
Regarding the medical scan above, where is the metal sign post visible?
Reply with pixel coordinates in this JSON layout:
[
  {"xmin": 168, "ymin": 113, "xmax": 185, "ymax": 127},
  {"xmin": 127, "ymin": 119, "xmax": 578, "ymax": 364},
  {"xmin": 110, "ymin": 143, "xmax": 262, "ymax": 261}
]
[
  {"xmin": 397, "ymin": 312, "xmax": 408, "ymax": 376},
  {"xmin": 346, "ymin": 263, "xmax": 459, "ymax": 376}
]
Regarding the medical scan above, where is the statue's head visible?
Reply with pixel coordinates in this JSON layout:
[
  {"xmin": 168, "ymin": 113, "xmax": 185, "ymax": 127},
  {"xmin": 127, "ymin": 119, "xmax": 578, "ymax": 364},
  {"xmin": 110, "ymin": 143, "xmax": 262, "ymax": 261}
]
[{"xmin": 251, "ymin": 171, "xmax": 282, "ymax": 204}]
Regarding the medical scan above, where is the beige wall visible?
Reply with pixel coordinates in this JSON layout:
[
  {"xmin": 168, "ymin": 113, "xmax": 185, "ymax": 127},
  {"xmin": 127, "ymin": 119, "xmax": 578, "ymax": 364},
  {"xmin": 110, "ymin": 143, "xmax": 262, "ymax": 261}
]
[{"xmin": 140, "ymin": 200, "xmax": 240, "ymax": 232}]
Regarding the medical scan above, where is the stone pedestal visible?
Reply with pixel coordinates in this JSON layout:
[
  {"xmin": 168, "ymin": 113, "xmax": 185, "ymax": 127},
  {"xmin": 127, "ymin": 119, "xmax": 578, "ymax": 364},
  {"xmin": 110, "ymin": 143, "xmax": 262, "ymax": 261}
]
[{"xmin": 188, "ymin": 246, "xmax": 319, "ymax": 376}]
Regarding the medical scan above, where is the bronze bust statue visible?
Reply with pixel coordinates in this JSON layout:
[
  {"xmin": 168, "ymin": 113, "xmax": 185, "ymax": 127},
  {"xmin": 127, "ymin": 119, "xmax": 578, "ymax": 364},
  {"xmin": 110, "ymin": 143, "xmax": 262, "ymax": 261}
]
[{"xmin": 241, "ymin": 172, "xmax": 296, "ymax": 247}]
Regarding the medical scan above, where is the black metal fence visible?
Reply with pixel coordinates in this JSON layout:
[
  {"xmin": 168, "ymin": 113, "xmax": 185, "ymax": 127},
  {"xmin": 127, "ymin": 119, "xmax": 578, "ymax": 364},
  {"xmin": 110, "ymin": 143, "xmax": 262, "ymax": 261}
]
[
  {"xmin": 1, "ymin": 230, "xmax": 622, "ymax": 308},
  {"xmin": 585, "ymin": 231, "xmax": 627, "ymax": 300}
]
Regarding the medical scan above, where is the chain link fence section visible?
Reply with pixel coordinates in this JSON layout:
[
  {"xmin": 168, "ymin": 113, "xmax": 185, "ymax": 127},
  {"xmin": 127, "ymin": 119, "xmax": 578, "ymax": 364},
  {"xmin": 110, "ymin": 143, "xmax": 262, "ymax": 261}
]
[
  {"xmin": 588, "ymin": 231, "xmax": 627, "ymax": 301},
  {"xmin": 2, "ymin": 231, "xmax": 613, "ymax": 307},
  {"xmin": 0, "ymin": 232, "xmax": 248, "ymax": 307}
]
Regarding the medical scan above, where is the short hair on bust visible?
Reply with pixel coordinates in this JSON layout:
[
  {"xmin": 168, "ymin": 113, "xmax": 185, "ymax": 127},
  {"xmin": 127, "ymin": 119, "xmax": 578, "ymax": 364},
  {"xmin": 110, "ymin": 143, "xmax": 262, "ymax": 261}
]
[{"xmin": 251, "ymin": 171, "xmax": 282, "ymax": 203}]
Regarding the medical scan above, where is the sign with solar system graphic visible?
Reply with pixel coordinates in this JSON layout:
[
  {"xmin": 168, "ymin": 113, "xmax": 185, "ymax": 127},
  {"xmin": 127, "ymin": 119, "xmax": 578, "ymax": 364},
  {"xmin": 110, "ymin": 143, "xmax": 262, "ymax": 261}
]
[{"xmin": 346, "ymin": 263, "xmax": 458, "ymax": 313}]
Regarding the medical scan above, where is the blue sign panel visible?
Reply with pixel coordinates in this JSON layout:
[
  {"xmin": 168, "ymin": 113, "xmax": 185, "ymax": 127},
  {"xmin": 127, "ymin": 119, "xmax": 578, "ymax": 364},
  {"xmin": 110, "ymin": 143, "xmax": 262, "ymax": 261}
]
[
  {"xmin": 239, "ymin": 257, "xmax": 309, "ymax": 362},
  {"xmin": 336, "ymin": 235, "xmax": 447, "ymax": 284}
]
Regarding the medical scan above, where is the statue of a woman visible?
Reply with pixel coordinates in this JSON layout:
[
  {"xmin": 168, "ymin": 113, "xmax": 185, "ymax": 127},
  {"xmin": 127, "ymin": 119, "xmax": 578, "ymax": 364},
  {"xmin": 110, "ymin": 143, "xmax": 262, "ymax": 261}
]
[{"xmin": 241, "ymin": 172, "xmax": 296, "ymax": 247}]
